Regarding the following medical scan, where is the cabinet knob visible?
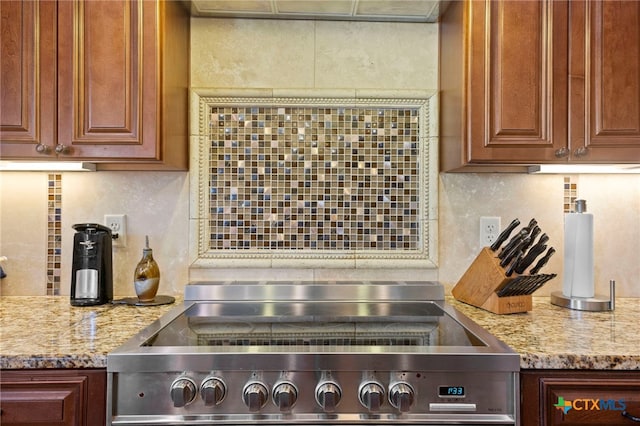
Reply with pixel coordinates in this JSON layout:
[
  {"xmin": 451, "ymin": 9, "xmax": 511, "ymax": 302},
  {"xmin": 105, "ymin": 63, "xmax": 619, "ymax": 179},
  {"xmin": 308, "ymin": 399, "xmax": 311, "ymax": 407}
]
[
  {"xmin": 35, "ymin": 143, "xmax": 49, "ymax": 154},
  {"xmin": 54, "ymin": 144, "xmax": 67, "ymax": 154},
  {"xmin": 554, "ymin": 147, "xmax": 569, "ymax": 158},
  {"xmin": 574, "ymin": 146, "xmax": 589, "ymax": 157}
]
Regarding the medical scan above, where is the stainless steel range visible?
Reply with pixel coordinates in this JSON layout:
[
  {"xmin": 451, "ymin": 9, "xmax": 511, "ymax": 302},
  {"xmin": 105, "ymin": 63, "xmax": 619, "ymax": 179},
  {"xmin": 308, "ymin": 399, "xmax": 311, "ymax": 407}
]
[{"xmin": 107, "ymin": 281, "xmax": 519, "ymax": 425}]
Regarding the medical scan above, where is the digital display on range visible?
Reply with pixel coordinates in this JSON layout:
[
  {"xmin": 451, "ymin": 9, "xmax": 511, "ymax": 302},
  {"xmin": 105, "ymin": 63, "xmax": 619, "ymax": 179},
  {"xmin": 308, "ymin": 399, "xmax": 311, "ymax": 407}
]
[{"xmin": 438, "ymin": 386, "xmax": 465, "ymax": 398}]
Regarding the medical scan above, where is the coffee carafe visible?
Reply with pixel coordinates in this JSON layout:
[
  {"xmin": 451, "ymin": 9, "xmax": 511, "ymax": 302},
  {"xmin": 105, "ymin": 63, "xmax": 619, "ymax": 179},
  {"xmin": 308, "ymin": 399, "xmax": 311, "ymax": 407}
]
[{"xmin": 70, "ymin": 223, "xmax": 113, "ymax": 306}]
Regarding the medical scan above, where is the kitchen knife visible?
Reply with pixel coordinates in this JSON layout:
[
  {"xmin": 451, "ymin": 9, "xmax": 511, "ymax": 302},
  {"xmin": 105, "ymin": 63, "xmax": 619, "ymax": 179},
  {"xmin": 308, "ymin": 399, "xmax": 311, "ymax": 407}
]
[
  {"xmin": 525, "ymin": 218, "xmax": 537, "ymax": 231},
  {"xmin": 523, "ymin": 273, "xmax": 557, "ymax": 295},
  {"xmin": 529, "ymin": 247, "xmax": 556, "ymax": 275},
  {"xmin": 505, "ymin": 250, "xmax": 524, "ymax": 277},
  {"xmin": 500, "ymin": 236, "xmax": 531, "ymax": 267},
  {"xmin": 523, "ymin": 225, "xmax": 541, "ymax": 250},
  {"xmin": 533, "ymin": 233, "xmax": 549, "ymax": 247},
  {"xmin": 515, "ymin": 233, "xmax": 548, "ymax": 268},
  {"xmin": 490, "ymin": 218, "xmax": 520, "ymax": 251},
  {"xmin": 497, "ymin": 275, "xmax": 530, "ymax": 297},
  {"xmin": 514, "ymin": 242, "xmax": 547, "ymax": 275},
  {"xmin": 496, "ymin": 277, "xmax": 522, "ymax": 297},
  {"xmin": 498, "ymin": 229, "xmax": 529, "ymax": 259},
  {"xmin": 517, "ymin": 274, "xmax": 546, "ymax": 296}
]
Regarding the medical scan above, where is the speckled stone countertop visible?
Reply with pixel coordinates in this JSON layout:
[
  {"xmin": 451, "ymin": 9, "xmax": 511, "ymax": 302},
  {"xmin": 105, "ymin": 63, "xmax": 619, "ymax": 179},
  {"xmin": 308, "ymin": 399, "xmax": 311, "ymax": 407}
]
[
  {"xmin": 1, "ymin": 296, "xmax": 638, "ymax": 370},
  {"xmin": 0, "ymin": 296, "xmax": 179, "ymax": 369},
  {"xmin": 448, "ymin": 296, "xmax": 640, "ymax": 370}
]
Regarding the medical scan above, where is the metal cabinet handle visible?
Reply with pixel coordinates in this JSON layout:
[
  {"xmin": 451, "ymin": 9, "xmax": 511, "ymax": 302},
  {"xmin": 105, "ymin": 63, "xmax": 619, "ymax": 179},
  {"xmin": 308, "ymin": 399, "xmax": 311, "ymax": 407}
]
[
  {"xmin": 35, "ymin": 143, "xmax": 49, "ymax": 154},
  {"xmin": 554, "ymin": 147, "xmax": 569, "ymax": 158},
  {"xmin": 54, "ymin": 144, "xmax": 67, "ymax": 154},
  {"xmin": 623, "ymin": 411, "xmax": 640, "ymax": 422},
  {"xmin": 574, "ymin": 146, "xmax": 589, "ymax": 157}
]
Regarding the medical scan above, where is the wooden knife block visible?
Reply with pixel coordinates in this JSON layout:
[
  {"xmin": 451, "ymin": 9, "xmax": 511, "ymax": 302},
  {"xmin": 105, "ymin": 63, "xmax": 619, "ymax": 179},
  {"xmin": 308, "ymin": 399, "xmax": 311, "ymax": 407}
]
[{"xmin": 452, "ymin": 247, "xmax": 532, "ymax": 314}]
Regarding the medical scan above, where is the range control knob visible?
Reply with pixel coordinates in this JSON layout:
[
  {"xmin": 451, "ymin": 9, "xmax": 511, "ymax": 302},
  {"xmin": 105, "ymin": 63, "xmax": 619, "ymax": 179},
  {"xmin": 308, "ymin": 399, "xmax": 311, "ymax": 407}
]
[
  {"xmin": 242, "ymin": 381, "xmax": 269, "ymax": 412},
  {"xmin": 315, "ymin": 381, "xmax": 342, "ymax": 412},
  {"xmin": 359, "ymin": 381, "xmax": 385, "ymax": 412},
  {"xmin": 201, "ymin": 377, "xmax": 226, "ymax": 406},
  {"xmin": 389, "ymin": 382, "xmax": 414, "ymax": 413},
  {"xmin": 272, "ymin": 381, "xmax": 298, "ymax": 411},
  {"xmin": 170, "ymin": 377, "xmax": 197, "ymax": 407}
]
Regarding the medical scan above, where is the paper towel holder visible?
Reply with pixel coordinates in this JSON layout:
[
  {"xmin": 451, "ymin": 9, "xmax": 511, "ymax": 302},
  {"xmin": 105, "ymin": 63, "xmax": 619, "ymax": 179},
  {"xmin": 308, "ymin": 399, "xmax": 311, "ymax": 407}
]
[{"xmin": 550, "ymin": 280, "xmax": 615, "ymax": 311}]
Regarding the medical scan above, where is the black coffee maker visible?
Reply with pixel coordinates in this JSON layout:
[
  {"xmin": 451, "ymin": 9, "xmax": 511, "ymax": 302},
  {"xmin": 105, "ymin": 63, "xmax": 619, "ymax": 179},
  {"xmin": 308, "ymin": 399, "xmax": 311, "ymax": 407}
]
[{"xmin": 70, "ymin": 223, "xmax": 113, "ymax": 306}]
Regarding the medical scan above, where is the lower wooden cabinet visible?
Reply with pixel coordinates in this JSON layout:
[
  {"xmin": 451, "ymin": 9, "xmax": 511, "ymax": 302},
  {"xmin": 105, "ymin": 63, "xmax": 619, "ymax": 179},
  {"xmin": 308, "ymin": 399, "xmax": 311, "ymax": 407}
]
[
  {"xmin": 0, "ymin": 369, "xmax": 106, "ymax": 426},
  {"xmin": 521, "ymin": 370, "xmax": 640, "ymax": 425}
]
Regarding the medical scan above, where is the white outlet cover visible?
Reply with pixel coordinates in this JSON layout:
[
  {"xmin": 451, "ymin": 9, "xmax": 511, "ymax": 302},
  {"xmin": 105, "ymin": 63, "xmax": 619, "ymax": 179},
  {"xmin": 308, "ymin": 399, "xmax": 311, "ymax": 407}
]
[{"xmin": 479, "ymin": 216, "xmax": 501, "ymax": 247}]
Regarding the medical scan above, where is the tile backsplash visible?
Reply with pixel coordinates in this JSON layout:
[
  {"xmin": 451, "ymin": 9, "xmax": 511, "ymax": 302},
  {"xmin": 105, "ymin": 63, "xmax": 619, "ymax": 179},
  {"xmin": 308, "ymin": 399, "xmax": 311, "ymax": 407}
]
[
  {"xmin": 46, "ymin": 173, "xmax": 62, "ymax": 295},
  {"xmin": 206, "ymin": 104, "xmax": 422, "ymax": 252},
  {"xmin": 1, "ymin": 171, "xmax": 638, "ymax": 297}
]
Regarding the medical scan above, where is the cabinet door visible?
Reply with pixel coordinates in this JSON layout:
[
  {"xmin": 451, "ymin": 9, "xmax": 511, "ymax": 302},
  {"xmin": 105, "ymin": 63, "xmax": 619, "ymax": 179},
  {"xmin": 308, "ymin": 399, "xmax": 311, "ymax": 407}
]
[
  {"xmin": 467, "ymin": 0, "xmax": 569, "ymax": 164},
  {"xmin": 56, "ymin": 0, "xmax": 159, "ymax": 160},
  {"xmin": 0, "ymin": 0, "xmax": 57, "ymax": 158},
  {"xmin": 521, "ymin": 370, "xmax": 640, "ymax": 426},
  {"xmin": 574, "ymin": 0, "xmax": 640, "ymax": 162},
  {"xmin": 0, "ymin": 369, "xmax": 106, "ymax": 426}
]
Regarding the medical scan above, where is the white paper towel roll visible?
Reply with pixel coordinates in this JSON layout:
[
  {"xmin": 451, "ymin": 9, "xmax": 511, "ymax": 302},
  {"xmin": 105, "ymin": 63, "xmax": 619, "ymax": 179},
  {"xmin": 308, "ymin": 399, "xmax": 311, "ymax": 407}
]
[{"xmin": 562, "ymin": 210, "xmax": 594, "ymax": 298}]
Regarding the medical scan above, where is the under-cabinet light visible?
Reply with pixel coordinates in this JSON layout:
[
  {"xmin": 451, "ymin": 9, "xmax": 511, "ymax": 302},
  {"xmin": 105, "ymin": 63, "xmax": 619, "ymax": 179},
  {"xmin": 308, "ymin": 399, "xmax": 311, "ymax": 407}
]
[
  {"xmin": 528, "ymin": 164, "xmax": 640, "ymax": 174},
  {"xmin": 0, "ymin": 161, "xmax": 96, "ymax": 172}
]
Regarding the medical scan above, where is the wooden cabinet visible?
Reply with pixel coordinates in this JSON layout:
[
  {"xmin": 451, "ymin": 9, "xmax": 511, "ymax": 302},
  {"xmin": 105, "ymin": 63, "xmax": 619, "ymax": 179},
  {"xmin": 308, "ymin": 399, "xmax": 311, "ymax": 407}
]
[
  {"xmin": 521, "ymin": 370, "xmax": 640, "ymax": 426},
  {"xmin": 440, "ymin": 0, "xmax": 640, "ymax": 172},
  {"xmin": 0, "ymin": 0, "xmax": 189, "ymax": 170},
  {"xmin": 0, "ymin": 1, "xmax": 57, "ymax": 159},
  {"xmin": 569, "ymin": 1, "xmax": 640, "ymax": 163},
  {"xmin": 0, "ymin": 369, "xmax": 106, "ymax": 426}
]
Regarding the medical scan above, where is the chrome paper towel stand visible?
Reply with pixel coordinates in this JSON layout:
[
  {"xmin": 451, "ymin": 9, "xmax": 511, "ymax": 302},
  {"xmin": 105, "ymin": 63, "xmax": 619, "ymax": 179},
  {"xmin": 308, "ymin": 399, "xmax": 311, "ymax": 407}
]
[
  {"xmin": 551, "ymin": 199, "xmax": 614, "ymax": 311},
  {"xmin": 550, "ymin": 279, "xmax": 615, "ymax": 311}
]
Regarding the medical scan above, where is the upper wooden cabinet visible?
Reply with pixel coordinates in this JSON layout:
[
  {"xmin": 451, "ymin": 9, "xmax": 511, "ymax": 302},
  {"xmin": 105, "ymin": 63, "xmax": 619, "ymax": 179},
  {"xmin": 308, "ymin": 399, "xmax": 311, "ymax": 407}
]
[
  {"xmin": 0, "ymin": 0, "xmax": 189, "ymax": 170},
  {"xmin": 571, "ymin": 0, "xmax": 640, "ymax": 163},
  {"xmin": 440, "ymin": 0, "xmax": 640, "ymax": 172}
]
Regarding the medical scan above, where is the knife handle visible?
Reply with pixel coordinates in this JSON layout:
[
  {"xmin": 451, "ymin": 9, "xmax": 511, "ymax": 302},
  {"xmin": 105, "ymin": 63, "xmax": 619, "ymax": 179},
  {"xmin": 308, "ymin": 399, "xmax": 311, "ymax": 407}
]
[
  {"xmin": 529, "ymin": 247, "xmax": 556, "ymax": 275},
  {"xmin": 526, "ymin": 226, "xmax": 541, "ymax": 245},
  {"xmin": 505, "ymin": 251, "xmax": 523, "ymax": 277},
  {"xmin": 535, "ymin": 233, "xmax": 549, "ymax": 247},
  {"xmin": 490, "ymin": 218, "xmax": 520, "ymax": 251},
  {"xmin": 500, "ymin": 237, "xmax": 530, "ymax": 267},
  {"xmin": 514, "ymin": 243, "xmax": 547, "ymax": 275},
  {"xmin": 499, "ymin": 229, "xmax": 528, "ymax": 259},
  {"xmin": 520, "ymin": 228, "xmax": 538, "ymax": 252}
]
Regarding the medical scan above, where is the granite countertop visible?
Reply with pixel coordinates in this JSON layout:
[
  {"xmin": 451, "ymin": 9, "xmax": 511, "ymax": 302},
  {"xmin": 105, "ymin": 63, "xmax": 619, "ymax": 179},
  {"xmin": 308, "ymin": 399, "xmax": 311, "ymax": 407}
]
[
  {"xmin": 1, "ymin": 295, "xmax": 639, "ymax": 370},
  {"xmin": 0, "ymin": 296, "xmax": 179, "ymax": 369},
  {"xmin": 448, "ymin": 296, "xmax": 640, "ymax": 370}
]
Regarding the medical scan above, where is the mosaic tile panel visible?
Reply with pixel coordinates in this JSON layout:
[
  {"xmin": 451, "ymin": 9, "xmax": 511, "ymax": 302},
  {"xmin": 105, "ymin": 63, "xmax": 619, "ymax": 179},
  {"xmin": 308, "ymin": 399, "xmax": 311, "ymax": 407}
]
[
  {"xmin": 47, "ymin": 173, "xmax": 62, "ymax": 295},
  {"xmin": 563, "ymin": 176, "xmax": 578, "ymax": 213},
  {"xmin": 206, "ymin": 103, "xmax": 424, "ymax": 253}
]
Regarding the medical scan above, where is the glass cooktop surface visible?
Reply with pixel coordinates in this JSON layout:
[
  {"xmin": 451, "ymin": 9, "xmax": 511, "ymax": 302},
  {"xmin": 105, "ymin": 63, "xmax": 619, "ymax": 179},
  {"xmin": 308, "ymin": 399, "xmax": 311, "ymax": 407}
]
[{"xmin": 143, "ymin": 301, "xmax": 486, "ymax": 348}]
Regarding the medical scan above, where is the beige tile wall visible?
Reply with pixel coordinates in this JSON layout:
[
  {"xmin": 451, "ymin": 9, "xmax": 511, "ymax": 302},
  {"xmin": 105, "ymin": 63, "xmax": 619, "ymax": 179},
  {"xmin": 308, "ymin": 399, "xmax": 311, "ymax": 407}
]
[
  {"xmin": 189, "ymin": 17, "xmax": 639, "ymax": 296},
  {"xmin": 0, "ymin": 172, "xmax": 189, "ymax": 297},
  {"xmin": 190, "ymin": 19, "xmax": 439, "ymax": 90}
]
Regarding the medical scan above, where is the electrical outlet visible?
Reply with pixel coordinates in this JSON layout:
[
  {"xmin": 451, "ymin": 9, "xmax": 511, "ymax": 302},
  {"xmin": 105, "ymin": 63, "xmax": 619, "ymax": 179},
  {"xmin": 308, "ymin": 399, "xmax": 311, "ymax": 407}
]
[
  {"xmin": 104, "ymin": 214, "xmax": 127, "ymax": 247},
  {"xmin": 479, "ymin": 216, "xmax": 501, "ymax": 247}
]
